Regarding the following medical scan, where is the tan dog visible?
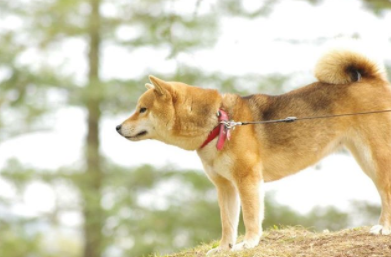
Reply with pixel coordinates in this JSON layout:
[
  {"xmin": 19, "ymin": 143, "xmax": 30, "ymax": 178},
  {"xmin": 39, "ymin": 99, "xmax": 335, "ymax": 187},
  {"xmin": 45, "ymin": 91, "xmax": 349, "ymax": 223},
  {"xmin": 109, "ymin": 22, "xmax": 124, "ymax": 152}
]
[{"xmin": 117, "ymin": 45, "xmax": 391, "ymax": 254}]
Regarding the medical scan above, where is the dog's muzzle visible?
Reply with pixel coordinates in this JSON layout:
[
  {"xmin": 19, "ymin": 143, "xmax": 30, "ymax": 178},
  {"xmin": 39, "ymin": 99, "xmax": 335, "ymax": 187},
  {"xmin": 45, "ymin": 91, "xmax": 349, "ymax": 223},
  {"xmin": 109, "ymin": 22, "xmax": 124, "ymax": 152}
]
[{"xmin": 116, "ymin": 124, "xmax": 122, "ymax": 135}]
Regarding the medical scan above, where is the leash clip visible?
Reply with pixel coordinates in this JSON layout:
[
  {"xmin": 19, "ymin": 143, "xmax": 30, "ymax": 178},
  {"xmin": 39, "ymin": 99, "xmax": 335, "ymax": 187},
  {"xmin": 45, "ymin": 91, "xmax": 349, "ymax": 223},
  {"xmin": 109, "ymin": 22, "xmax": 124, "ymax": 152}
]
[
  {"xmin": 220, "ymin": 120, "xmax": 242, "ymax": 141},
  {"xmin": 220, "ymin": 120, "xmax": 242, "ymax": 130},
  {"xmin": 284, "ymin": 117, "xmax": 297, "ymax": 123}
]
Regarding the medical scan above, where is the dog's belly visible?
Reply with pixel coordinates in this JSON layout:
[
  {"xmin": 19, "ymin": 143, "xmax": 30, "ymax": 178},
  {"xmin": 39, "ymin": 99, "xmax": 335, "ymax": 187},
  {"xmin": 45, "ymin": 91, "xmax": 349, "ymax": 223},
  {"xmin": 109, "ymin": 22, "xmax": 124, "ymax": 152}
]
[{"xmin": 261, "ymin": 138, "xmax": 343, "ymax": 182}]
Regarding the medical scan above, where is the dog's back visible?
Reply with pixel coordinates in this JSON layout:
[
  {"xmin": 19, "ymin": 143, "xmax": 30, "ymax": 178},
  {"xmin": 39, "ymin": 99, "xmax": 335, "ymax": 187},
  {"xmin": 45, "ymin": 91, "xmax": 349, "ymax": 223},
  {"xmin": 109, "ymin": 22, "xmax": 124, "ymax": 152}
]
[{"xmin": 244, "ymin": 44, "xmax": 391, "ymax": 181}]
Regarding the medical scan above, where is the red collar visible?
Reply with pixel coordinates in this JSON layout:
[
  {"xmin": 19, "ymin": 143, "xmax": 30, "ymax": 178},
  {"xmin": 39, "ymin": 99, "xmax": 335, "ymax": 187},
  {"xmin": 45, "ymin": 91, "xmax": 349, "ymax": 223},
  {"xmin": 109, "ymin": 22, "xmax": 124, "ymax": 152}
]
[{"xmin": 200, "ymin": 109, "xmax": 230, "ymax": 150}]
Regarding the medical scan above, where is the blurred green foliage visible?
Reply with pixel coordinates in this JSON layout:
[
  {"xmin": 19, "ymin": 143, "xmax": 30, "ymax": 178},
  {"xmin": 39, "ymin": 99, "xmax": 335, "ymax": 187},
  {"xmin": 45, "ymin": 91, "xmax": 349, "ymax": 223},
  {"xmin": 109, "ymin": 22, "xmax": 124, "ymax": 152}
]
[{"xmin": 0, "ymin": 159, "xmax": 381, "ymax": 256}]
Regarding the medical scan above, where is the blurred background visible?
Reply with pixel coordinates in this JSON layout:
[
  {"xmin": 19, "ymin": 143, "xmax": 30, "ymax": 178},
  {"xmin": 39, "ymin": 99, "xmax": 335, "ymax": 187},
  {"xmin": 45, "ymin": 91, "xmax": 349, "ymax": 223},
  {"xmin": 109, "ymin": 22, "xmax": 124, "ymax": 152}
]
[{"xmin": 1, "ymin": 0, "xmax": 391, "ymax": 256}]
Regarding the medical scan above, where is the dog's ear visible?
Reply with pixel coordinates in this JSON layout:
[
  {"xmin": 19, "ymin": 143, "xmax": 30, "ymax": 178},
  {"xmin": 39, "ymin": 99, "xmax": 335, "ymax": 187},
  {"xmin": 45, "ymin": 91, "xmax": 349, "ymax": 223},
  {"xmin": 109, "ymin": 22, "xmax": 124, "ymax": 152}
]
[
  {"xmin": 145, "ymin": 83, "xmax": 154, "ymax": 90},
  {"xmin": 149, "ymin": 75, "xmax": 172, "ymax": 96}
]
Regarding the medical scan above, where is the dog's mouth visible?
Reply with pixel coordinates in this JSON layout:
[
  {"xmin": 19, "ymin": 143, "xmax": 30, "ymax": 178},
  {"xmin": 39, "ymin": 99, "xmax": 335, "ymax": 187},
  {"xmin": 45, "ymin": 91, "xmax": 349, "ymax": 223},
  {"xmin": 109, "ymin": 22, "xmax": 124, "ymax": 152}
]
[{"xmin": 126, "ymin": 130, "xmax": 148, "ymax": 139}]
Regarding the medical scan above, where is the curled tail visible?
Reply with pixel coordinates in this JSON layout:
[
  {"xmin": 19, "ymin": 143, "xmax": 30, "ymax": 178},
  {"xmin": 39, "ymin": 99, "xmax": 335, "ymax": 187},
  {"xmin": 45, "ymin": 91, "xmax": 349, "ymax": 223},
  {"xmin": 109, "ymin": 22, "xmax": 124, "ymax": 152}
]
[{"xmin": 314, "ymin": 42, "xmax": 387, "ymax": 84}]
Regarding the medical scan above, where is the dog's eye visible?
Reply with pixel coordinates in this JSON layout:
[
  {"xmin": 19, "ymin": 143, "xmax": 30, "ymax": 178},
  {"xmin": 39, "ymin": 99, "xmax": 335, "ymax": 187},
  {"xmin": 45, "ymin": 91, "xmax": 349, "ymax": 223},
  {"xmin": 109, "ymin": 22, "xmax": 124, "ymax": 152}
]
[{"xmin": 139, "ymin": 107, "xmax": 147, "ymax": 113}]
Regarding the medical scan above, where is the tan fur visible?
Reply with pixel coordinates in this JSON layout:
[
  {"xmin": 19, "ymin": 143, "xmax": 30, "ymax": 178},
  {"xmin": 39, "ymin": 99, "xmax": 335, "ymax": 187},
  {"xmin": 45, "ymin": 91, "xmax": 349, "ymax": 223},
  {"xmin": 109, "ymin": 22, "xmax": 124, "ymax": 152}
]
[
  {"xmin": 315, "ymin": 45, "xmax": 387, "ymax": 84},
  {"xmin": 117, "ymin": 47, "xmax": 391, "ymax": 253}
]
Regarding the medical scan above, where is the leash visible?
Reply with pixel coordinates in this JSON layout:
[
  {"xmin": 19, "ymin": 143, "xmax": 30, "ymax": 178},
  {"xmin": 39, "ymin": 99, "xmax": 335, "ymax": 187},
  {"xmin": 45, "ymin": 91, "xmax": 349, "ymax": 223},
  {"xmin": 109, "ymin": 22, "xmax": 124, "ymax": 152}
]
[
  {"xmin": 221, "ymin": 109, "xmax": 391, "ymax": 129},
  {"xmin": 201, "ymin": 109, "xmax": 391, "ymax": 150}
]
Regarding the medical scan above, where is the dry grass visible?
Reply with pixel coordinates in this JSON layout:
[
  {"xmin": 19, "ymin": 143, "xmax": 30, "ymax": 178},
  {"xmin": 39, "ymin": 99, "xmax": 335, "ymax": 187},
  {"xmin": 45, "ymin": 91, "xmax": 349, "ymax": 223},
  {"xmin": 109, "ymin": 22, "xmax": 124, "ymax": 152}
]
[{"xmin": 161, "ymin": 227, "xmax": 391, "ymax": 257}]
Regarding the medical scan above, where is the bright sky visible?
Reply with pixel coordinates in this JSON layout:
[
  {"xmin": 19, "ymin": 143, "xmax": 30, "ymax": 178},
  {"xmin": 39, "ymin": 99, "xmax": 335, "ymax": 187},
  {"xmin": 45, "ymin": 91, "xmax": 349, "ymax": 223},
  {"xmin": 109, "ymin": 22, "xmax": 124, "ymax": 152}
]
[{"xmin": 0, "ymin": 0, "xmax": 390, "ymax": 221}]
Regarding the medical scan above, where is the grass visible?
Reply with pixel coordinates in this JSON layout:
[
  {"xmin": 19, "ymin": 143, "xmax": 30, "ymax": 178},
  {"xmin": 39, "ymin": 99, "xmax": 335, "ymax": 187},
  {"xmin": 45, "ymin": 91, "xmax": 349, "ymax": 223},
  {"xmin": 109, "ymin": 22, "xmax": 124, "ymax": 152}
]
[{"xmin": 161, "ymin": 226, "xmax": 391, "ymax": 257}]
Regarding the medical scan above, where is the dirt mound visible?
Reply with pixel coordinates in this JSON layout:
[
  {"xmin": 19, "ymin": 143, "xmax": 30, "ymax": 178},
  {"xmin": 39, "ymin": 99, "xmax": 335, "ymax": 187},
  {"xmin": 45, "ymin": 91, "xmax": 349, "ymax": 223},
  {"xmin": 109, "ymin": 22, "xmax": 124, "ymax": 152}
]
[{"xmin": 166, "ymin": 227, "xmax": 391, "ymax": 257}]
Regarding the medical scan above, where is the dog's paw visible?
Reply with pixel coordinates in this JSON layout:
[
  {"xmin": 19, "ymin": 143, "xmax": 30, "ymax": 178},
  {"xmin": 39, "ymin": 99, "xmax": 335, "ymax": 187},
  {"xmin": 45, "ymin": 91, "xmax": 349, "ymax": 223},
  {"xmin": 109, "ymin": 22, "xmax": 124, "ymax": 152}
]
[
  {"xmin": 231, "ymin": 239, "xmax": 259, "ymax": 251},
  {"xmin": 206, "ymin": 246, "xmax": 227, "ymax": 255},
  {"xmin": 206, "ymin": 248, "xmax": 219, "ymax": 255},
  {"xmin": 370, "ymin": 225, "xmax": 391, "ymax": 235}
]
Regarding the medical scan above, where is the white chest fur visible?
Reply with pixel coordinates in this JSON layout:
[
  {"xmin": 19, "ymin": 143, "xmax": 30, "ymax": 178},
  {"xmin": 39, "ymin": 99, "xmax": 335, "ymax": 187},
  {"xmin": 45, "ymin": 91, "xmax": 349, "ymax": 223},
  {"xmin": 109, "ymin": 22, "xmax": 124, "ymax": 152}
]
[{"xmin": 197, "ymin": 139, "xmax": 235, "ymax": 181}]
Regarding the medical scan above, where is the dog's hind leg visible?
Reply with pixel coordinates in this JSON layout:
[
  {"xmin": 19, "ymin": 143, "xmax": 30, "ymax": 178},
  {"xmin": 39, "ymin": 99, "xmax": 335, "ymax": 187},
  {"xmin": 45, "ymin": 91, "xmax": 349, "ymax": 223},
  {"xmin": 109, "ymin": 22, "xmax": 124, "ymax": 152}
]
[
  {"xmin": 371, "ymin": 188, "xmax": 391, "ymax": 235},
  {"xmin": 206, "ymin": 173, "xmax": 240, "ymax": 255},
  {"xmin": 346, "ymin": 133, "xmax": 391, "ymax": 235},
  {"xmin": 369, "ymin": 143, "xmax": 391, "ymax": 235},
  {"xmin": 369, "ymin": 153, "xmax": 391, "ymax": 235}
]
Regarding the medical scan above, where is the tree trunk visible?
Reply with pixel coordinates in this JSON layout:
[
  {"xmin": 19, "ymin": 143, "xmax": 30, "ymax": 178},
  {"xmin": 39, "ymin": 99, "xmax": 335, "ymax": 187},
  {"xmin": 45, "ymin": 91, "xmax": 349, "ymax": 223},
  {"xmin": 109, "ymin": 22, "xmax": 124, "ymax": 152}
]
[{"xmin": 83, "ymin": 0, "xmax": 104, "ymax": 256}]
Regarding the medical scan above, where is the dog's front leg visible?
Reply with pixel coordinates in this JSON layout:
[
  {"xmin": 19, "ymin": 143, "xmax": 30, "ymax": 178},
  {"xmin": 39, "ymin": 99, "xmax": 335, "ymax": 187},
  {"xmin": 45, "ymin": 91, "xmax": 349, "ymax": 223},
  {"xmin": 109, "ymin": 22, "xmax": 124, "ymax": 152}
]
[
  {"xmin": 206, "ymin": 175, "xmax": 240, "ymax": 255},
  {"xmin": 232, "ymin": 175, "xmax": 264, "ymax": 251}
]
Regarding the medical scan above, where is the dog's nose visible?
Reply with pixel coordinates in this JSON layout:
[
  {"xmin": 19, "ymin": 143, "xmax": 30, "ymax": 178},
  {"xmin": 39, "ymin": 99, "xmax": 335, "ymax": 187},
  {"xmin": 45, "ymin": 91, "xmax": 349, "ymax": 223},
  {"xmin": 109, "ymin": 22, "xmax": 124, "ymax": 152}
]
[{"xmin": 116, "ymin": 125, "xmax": 121, "ymax": 132}]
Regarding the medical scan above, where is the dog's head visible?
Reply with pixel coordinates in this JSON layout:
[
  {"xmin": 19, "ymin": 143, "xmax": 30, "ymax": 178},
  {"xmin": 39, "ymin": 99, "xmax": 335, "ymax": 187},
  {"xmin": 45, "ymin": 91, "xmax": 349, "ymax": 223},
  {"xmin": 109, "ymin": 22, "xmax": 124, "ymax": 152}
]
[
  {"xmin": 116, "ymin": 75, "xmax": 176, "ymax": 142},
  {"xmin": 116, "ymin": 75, "xmax": 222, "ymax": 150}
]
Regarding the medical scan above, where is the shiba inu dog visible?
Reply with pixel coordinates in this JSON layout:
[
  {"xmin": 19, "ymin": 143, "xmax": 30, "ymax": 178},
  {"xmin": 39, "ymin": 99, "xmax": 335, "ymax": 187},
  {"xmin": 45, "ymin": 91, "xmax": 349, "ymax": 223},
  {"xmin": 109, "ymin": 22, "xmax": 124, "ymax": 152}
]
[{"xmin": 116, "ymin": 44, "xmax": 391, "ymax": 254}]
